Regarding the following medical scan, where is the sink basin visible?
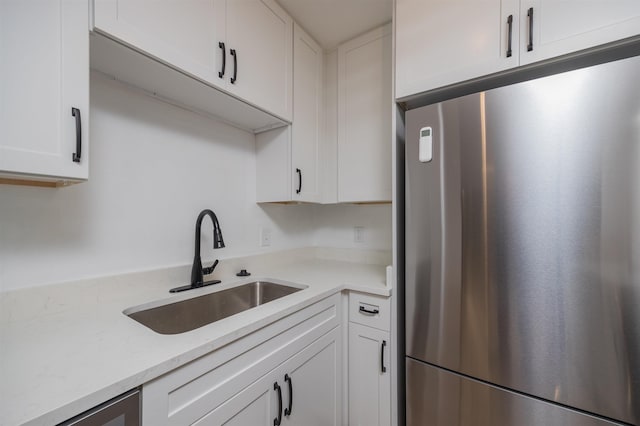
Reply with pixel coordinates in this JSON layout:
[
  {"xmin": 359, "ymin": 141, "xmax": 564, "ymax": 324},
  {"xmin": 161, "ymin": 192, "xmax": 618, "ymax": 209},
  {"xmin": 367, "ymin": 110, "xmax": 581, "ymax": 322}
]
[{"xmin": 125, "ymin": 281, "xmax": 304, "ymax": 334}]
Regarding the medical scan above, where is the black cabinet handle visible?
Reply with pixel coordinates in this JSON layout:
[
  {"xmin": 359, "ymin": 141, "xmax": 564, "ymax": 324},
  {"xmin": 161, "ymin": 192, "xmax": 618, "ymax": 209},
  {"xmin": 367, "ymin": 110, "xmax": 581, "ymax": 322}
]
[
  {"xmin": 527, "ymin": 7, "xmax": 534, "ymax": 51},
  {"xmin": 218, "ymin": 42, "xmax": 226, "ymax": 78},
  {"xmin": 506, "ymin": 15, "xmax": 513, "ymax": 58},
  {"xmin": 274, "ymin": 382, "xmax": 282, "ymax": 426},
  {"xmin": 71, "ymin": 107, "xmax": 81, "ymax": 163},
  {"xmin": 381, "ymin": 340, "xmax": 387, "ymax": 373},
  {"xmin": 230, "ymin": 48, "xmax": 237, "ymax": 84},
  {"xmin": 296, "ymin": 168, "xmax": 302, "ymax": 194},
  {"xmin": 359, "ymin": 305, "xmax": 379, "ymax": 315},
  {"xmin": 284, "ymin": 374, "xmax": 293, "ymax": 417}
]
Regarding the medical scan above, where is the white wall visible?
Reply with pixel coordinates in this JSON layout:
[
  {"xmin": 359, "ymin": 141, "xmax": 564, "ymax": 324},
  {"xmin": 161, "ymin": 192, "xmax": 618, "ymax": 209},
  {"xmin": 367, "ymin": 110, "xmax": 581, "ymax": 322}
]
[
  {"xmin": 0, "ymin": 74, "xmax": 390, "ymax": 292},
  {"xmin": 312, "ymin": 204, "xmax": 392, "ymax": 249}
]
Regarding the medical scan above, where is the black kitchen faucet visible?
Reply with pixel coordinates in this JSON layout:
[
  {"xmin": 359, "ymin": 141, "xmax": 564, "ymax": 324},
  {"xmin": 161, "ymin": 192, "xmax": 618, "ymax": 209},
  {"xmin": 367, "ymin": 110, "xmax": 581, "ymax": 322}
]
[{"xmin": 170, "ymin": 209, "xmax": 225, "ymax": 293}]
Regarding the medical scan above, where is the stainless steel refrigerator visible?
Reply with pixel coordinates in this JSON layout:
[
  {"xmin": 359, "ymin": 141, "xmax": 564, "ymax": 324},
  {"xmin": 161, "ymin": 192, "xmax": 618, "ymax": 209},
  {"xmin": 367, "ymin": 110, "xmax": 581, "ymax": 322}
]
[{"xmin": 405, "ymin": 55, "xmax": 640, "ymax": 426}]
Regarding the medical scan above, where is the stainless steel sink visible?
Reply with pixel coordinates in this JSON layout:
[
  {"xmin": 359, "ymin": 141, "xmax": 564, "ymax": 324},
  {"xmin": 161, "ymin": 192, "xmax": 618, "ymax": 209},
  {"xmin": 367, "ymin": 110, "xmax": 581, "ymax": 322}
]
[{"xmin": 125, "ymin": 281, "xmax": 304, "ymax": 334}]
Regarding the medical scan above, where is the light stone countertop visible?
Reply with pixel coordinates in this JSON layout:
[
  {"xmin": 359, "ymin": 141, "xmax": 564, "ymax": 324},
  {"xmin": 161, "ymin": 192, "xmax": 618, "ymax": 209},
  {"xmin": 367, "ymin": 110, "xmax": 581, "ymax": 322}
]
[{"xmin": 0, "ymin": 248, "xmax": 391, "ymax": 426}]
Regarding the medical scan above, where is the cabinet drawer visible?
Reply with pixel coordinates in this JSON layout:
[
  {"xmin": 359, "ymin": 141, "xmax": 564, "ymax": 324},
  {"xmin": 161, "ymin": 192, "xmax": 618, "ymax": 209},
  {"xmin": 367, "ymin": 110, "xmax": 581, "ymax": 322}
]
[
  {"xmin": 348, "ymin": 292, "xmax": 390, "ymax": 331},
  {"xmin": 142, "ymin": 293, "xmax": 341, "ymax": 426}
]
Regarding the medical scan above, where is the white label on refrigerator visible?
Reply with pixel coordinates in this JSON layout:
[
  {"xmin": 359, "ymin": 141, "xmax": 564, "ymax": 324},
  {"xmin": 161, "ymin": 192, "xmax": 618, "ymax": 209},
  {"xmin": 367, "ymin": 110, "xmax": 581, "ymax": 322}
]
[{"xmin": 419, "ymin": 126, "xmax": 433, "ymax": 162}]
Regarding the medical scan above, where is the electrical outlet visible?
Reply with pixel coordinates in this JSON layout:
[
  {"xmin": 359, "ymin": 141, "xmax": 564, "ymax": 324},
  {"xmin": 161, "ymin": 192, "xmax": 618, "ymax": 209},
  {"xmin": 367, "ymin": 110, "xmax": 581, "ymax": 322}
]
[
  {"xmin": 260, "ymin": 228, "xmax": 272, "ymax": 247},
  {"xmin": 354, "ymin": 226, "xmax": 365, "ymax": 243}
]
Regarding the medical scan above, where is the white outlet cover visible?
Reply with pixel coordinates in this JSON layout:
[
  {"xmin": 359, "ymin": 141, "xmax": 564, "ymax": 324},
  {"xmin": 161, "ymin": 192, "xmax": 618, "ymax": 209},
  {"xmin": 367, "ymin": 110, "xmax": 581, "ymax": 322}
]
[
  {"xmin": 260, "ymin": 228, "xmax": 272, "ymax": 247},
  {"xmin": 354, "ymin": 226, "xmax": 365, "ymax": 243}
]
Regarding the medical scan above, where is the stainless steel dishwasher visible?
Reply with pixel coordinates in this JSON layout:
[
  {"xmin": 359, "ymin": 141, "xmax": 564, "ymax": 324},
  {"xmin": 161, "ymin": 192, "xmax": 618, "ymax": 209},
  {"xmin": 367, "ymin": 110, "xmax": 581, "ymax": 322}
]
[{"xmin": 59, "ymin": 389, "xmax": 140, "ymax": 426}]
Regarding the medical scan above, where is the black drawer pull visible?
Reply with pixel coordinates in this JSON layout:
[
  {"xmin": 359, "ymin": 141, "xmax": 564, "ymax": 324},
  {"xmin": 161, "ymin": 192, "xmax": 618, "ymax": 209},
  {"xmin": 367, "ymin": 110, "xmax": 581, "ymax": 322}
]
[
  {"xmin": 71, "ymin": 107, "xmax": 81, "ymax": 163},
  {"xmin": 296, "ymin": 168, "xmax": 302, "ymax": 194},
  {"xmin": 284, "ymin": 374, "xmax": 293, "ymax": 417},
  {"xmin": 506, "ymin": 15, "xmax": 513, "ymax": 57},
  {"xmin": 274, "ymin": 382, "xmax": 282, "ymax": 426},
  {"xmin": 381, "ymin": 340, "xmax": 387, "ymax": 373},
  {"xmin": 218, "ymin": 42, "xmax": 226, "ymax": 78},
  {"xmin": 527, "ymin": 7, "xmax": 534, "ymax": 51},
  {"xmin": 359, "ymin": 305, "xmax": 379, "ymax": 315}
]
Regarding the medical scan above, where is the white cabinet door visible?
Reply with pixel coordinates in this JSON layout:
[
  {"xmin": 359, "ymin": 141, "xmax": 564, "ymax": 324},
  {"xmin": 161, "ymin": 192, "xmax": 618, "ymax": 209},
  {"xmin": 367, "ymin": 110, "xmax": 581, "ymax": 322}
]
[
  {"xmin": 519, "ymin": 0, "xmax": 640, "ymax": 65},
  {"xmin": 279, "ymin": 326, "xmax": 342, "ymax": 426},
  {"xmin": 191, "ymin": 369, "xmax": 279, "ymax": 426},
  {"xmin": 0, "ymin": 0, "xmax": 89, "ymax": 183},
  {"xmin": 337, "ymin": 24, "xmax": 392, "ymax": 203},
  {"xmin": 193, "ymin": 326, "xmax": 341, "ymax": 426},
  {"xmin": 92, "ymin": 0, "xmax": 293, "ymax": 125},
  {"xmin": 255, "ymin": 24, "xmax": 321, "ymax": 203},
  {"xmin": 226, "ymin": 0, "xmax": 293, "ymax": 121},
  {"xmin": 395, "ymin": 0, "xmax": 519, "ymax": 99},
  {"xmin": 396, "ymin": 0, "xmax": 640, "ymax": 99},
  {"xmin": 291, "ymin": 24, "xmax": 322, "ymax": 203},
  {"xmin": 93, "ymin": 0, "xmax": 226, "ymax": 86},
  {"xmin": 348, "ymin": 323, "xmax": 391, "ymax": 426}
]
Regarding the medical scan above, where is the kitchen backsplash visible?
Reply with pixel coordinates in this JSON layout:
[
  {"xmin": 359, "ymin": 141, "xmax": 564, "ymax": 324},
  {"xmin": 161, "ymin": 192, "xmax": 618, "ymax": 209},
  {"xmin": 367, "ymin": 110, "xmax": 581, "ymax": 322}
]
[{"xmin": 0, "ymin": 73, "xmax": 391, "ymax": 292}]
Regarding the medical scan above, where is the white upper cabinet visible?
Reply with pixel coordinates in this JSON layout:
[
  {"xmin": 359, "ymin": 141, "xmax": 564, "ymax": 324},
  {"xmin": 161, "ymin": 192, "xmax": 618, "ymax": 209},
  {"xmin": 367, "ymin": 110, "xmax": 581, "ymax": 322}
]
[
  {"xmin": 396, "ymin": 0, "xmax": 640, "ymax": 98},
  {"xmin": 92, "ymin": 0, "xmax": 226, "ymax": 85},
  {"xmin": 337, "ymin": 24, "xmax": 392, "ymax": 203},
  {"xmin": 92, "ymin": 0, "xmax": 293, "ymax": 124},
  {"xmin": 256, "ymin": 24, "xmax": 322, "ymax": 203},
  {"xmin": 1, "ymin": 0, "xmax": 89, "ymax": 185},
  {"xmin": 257, "ymin": 23, "xmax": 393, "ymax": 205},
  {"xmin": 519, "ymin": 0, "xmax": 640, "ymax": 65},
  {"xmin": 226, "ymin": 0, "xmax": 293, "ymax": 121},
  {"xmin": 291, "ymin": 24, "xmax": 322, "ymax": 203},
  {"xmin": 395, "ymin": 0, "xmax": 517, "ymax": 99}
]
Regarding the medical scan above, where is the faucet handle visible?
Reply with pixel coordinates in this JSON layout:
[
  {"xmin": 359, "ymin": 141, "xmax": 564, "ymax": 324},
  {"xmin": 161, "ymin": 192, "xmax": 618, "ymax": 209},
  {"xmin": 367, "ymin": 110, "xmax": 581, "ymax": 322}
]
[{"xmin": 202, "ymin": 259, "xmax": 219, "ymax": 276}]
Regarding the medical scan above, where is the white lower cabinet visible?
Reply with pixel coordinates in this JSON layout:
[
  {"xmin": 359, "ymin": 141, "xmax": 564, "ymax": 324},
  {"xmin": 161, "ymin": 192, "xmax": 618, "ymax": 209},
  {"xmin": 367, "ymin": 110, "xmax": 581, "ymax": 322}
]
[
  {"xmin": 277, "ymin": 327, "xmax": 341, "ymax": 425},
  {"xmin": 194, "ymin": 373, "xmax": 274, "ymax": 425},
  {"xmin": 348, "ymin": 292, "xmax": 391, "ymax": 426},
  {"xmin": 200, "ymin": 326, "xmax": 341, "ymax": 426},
  {"xmin": 348, "ymin": 323, "xmax": 390, "ymax": 426},
  {"xmin": 141, "ymin": 294, "xmax": 342, "ymax": 426}
]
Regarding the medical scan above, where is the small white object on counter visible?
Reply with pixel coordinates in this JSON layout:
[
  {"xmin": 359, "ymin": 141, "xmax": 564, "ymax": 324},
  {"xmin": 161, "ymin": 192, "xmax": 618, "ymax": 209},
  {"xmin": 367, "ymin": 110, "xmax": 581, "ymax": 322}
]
[{"xmin": 0, "ymin": 247, "xmax": 390, "ymax": 426}]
